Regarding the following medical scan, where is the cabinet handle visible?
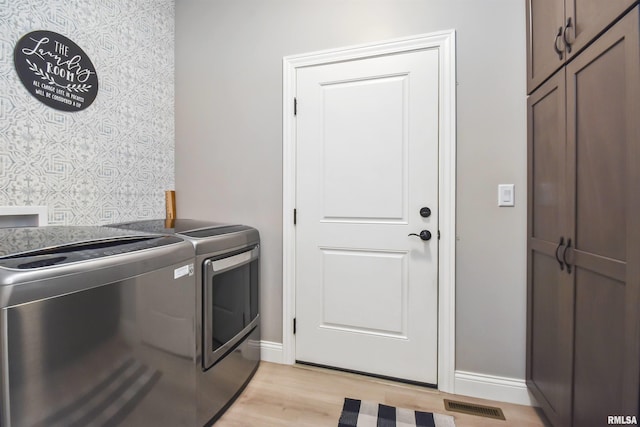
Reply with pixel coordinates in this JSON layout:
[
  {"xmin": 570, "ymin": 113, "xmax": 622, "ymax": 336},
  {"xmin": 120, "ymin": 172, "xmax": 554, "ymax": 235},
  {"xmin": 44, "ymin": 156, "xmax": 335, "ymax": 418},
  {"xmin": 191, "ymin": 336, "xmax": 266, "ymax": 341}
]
[
  {"xmin": 562, "ymin": 238, "xmax": 572, "ymax": 274},
  {"xmin": 553, "ymin": 26, "xmax": 564, "ymax": 60},
  {"xmin": 563, "ymin": 17, "xmax": 573, "ymax": 53},
  {"xmin": 555, "ymin": 236, "xmax": 565, "ymax": 271}
]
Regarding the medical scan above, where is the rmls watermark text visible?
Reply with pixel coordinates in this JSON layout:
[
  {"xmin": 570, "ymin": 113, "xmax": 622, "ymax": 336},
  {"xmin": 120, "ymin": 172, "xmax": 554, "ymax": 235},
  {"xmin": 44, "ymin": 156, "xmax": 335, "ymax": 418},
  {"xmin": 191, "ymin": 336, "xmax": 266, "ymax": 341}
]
[{"xmin": 608, "ymin": 415, "xmax": 638, "ymax": 425}]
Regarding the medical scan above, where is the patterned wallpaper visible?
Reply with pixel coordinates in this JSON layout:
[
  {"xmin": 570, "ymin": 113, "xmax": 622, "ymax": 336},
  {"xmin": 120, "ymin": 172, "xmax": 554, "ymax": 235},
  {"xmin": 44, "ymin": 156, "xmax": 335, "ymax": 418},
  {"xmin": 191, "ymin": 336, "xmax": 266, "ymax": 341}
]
[{"xmin": 0, "ymin": 0, "xmax": 175, "ymax": 225}]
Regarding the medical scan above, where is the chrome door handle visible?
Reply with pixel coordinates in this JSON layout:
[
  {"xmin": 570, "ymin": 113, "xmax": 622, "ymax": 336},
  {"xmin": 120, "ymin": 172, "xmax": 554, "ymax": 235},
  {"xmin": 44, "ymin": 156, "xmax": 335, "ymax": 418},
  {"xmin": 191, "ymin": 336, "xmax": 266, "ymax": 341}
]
[
  {"xmin": 408, "ymin": 230, "xmax": 432, "ymax": 241},
  {"xmin": 210, "ymin": 245, "xmax": 259, "ymax": 272}
]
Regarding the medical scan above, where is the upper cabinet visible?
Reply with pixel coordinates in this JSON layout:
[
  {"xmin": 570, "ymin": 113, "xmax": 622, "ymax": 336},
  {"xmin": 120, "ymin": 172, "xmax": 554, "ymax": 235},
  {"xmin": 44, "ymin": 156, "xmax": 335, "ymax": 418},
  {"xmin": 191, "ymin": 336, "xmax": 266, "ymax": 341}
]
[{"xmin": 526, "ymin": 0, "xmax": 638, "ymax": 93}]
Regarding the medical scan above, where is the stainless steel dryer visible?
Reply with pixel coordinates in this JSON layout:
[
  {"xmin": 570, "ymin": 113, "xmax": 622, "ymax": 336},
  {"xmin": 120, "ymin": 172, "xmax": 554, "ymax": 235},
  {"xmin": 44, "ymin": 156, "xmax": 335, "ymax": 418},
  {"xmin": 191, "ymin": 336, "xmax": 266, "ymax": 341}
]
[
  {"xmin": 0, "ymin": 226, "xmax": 197, "ymax": 427},
  {"xmin": 106, "ymin": 219, "xmax": 260, "ymax": 426}
]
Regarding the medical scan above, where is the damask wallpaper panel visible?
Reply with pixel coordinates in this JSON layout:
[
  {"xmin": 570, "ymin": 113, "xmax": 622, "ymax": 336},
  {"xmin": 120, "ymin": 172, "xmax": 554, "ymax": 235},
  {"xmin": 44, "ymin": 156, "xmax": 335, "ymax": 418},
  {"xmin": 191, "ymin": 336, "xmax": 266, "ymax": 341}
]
[{"xmin": 0, "ymin": 0, "xmax": 175, "ymax": 225}]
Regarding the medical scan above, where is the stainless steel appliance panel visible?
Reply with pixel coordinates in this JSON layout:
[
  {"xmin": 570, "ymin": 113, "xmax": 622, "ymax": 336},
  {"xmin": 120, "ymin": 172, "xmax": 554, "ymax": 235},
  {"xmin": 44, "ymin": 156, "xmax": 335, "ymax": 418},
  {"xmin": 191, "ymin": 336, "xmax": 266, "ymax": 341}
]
[
  {"xmin": 105, "ymin": 219, "xmax": 262, "ymax": 426},
  {"xmin": 197, "ymin": 326, "xmax": 260, "ymax": 426},
  {"xmin": 0, "ymin": 256, "xmax": 197, "ymax": 427}
]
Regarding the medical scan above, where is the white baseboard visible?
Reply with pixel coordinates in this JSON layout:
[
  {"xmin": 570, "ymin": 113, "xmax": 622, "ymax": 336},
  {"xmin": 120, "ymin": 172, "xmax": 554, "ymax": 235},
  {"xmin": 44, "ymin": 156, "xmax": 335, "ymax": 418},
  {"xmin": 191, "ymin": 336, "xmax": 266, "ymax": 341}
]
[
  {"xmin": 257, "ymin": 347, "xmax": 534, "ymax": 407},
  {"xmin": 260, "ymin": 340, "xmax": 284, "ymax": 364},
  {"xmin": 454, "ymin": 370, "xmax": 537, "ymax": 407}
]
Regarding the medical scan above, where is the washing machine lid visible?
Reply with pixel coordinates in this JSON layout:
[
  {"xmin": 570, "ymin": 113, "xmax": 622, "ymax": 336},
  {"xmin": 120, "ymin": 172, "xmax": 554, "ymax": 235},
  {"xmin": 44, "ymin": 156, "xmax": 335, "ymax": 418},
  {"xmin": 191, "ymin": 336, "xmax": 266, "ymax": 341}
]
[
  {"xmin": 0, "ymin": 226, "xmax": 182, "ymax": 269},
  {"xmin": 106, "ymin": 219, "xmax": 248, "ymax": 238}
]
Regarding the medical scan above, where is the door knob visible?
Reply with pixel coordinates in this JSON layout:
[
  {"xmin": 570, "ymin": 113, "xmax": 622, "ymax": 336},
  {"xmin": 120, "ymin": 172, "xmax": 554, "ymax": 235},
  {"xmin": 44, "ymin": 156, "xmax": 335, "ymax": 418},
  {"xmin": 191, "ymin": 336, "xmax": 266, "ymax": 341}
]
[
  {"xmin": 420, "ymin": 207, "xmax": 431, "ymax": 218},
  {"xmin": 408, "ymin": 230, "xmax": 432, "ymax": 241}
]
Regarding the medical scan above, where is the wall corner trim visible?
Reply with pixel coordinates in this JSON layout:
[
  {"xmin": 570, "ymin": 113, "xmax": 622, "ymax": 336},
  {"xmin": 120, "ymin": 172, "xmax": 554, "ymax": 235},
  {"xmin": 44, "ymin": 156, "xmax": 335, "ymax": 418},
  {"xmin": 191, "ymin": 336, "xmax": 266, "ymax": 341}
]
[
  {"xmin": 454, "ymin": 370, "xmax": 537, "ymax": 407},
  {"xmin": 260, "ymin": 340, "xmax": 284, "ymax": 364}
]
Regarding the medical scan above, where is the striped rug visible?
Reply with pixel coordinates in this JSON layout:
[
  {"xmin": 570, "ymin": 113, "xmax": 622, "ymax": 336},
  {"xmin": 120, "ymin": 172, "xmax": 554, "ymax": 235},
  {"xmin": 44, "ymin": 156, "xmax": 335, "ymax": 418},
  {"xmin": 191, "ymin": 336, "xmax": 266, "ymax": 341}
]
[{"xmin": 338, "ymin": 398, "xmax": 456, "ymax": 427}]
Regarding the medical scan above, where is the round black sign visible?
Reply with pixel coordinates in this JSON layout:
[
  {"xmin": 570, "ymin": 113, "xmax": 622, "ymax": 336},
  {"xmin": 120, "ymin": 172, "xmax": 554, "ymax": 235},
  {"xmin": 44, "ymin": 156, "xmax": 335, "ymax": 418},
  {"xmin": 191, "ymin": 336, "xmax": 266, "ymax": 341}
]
[{"xmin": 14, "ymin": 31, "xmax": 98, "ymax": 112}]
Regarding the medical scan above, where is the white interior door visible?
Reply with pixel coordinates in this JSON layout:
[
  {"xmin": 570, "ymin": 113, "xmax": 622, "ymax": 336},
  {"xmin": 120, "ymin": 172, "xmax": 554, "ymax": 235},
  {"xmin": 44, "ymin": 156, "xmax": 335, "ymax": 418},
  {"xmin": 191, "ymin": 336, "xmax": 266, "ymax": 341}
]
[{"xmin": 295, "ymin": 48, "xmax": 440, "ymax": 384}]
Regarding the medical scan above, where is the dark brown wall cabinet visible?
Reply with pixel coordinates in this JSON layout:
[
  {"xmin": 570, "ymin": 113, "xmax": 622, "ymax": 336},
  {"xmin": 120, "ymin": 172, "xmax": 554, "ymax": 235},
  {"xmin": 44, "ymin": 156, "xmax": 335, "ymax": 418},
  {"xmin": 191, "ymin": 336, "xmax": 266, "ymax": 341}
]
[
  {"xmin": 527, "ymin": 5, "xmax": 640, "ymax": 427},
  {"xmin": 526, "ymin": 0, "xmax": 637, "ymax": 93}
]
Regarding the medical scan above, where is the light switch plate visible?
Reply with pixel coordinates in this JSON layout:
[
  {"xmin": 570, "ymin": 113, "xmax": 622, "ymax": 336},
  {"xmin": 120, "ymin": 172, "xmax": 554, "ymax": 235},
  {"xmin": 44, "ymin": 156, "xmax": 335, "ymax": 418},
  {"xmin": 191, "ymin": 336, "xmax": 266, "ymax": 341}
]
[{"xmin": 498, "ymin": 184, "xmax": 515, "ymax": 207}]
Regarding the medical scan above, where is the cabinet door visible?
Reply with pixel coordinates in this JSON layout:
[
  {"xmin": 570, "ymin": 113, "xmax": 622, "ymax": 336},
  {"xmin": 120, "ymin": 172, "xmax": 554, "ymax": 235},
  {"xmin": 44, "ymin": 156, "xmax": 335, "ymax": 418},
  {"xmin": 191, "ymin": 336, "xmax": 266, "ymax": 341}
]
[
  {"xmin": 565, "ymin": 0, "xmax": 637, "ymax": 59},
  {"xmin": 565, "ymin": 8, "xmax": 640, "ymax": 426},
  {"xmin": 527, "ymin": 0, "xmax": 638, "ymax": 94},
  {"xmin": 526, "ymin": 70, "xmax": 573, "ymax": 427},
  {"xmin": 526, "ymin": 0, "xmax": 565, "ymax": 93}
]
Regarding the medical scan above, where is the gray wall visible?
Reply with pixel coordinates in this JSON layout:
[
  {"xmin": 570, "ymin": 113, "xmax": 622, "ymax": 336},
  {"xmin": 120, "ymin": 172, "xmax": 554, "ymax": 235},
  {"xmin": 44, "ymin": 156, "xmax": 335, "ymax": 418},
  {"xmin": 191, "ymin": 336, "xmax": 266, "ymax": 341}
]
[
  {"xmin": 175, "ymin": 0, "xmax": 527, "ymax": 380},
  {"xmin": 0, "ymin": 0, "xmax": 175, "ymax": 225}
]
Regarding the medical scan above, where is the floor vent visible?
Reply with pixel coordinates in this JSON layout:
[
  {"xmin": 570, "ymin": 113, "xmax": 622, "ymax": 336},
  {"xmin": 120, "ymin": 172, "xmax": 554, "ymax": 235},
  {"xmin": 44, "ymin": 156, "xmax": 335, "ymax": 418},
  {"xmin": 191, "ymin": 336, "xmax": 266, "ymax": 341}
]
[{"xmin": 443, "ymin": 399, "xmax": 506, "ymax": 420}]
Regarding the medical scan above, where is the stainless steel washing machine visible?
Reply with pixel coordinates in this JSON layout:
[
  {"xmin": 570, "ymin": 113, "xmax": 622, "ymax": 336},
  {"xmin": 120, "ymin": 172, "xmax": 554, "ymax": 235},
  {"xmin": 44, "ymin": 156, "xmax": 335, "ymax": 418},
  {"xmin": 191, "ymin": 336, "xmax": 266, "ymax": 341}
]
[
  {"xmin": 106, "ymin": 219, "xmax": 260, "ymax": 426},
  {"xmin": 0, "ymin": 226, "xmax": 197, "ymax": 427}
]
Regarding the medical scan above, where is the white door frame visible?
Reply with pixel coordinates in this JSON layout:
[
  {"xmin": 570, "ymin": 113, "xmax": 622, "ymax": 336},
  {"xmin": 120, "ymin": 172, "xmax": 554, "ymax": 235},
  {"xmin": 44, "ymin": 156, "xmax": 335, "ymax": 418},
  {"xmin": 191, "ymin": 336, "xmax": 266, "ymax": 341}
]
[{"xmin": 282, "ymin": 31, "xmax": 457, "ymax": 393}]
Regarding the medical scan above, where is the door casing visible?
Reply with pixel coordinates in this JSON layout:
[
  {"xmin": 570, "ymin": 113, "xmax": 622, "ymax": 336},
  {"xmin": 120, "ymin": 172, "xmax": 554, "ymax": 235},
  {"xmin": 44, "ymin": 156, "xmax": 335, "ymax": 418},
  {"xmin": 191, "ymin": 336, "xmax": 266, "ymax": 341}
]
[{"xmin": 282, "ymin": 31, "xmax": 457, "ymax": 392}]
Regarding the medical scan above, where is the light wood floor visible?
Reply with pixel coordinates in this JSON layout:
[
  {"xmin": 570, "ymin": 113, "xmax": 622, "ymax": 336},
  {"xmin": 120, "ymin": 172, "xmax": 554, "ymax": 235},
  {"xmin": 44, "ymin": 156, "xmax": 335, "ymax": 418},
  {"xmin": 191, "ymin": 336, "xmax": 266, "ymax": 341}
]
[{"xmin": 216, "ymin": 362, "xmax": 546, "ymax": 426}]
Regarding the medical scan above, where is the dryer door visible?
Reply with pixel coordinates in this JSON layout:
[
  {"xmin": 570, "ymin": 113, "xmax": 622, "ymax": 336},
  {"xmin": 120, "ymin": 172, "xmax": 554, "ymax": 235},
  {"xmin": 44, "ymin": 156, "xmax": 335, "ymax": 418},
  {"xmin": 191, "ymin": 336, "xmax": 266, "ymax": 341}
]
[{"xmin": 202, "ymin": 245, "xmax": 259, "ymax": 370}]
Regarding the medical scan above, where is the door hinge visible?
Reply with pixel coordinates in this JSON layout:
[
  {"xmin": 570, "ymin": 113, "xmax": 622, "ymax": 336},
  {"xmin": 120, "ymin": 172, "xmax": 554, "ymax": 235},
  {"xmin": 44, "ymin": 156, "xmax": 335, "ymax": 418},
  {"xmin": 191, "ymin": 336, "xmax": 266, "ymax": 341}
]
[
  {"xmin": 293, "ymin": 208, "xmax": 297, "ymax": 225},
  {"xmin": 293, "ymin": 317, "xmax": 297, "ymax": 334},
  {"xmin": 438, "ymin": 230, "xmax": 441, "ymax": 240},
  {"xmin": 294, "ymin": 97, "xmax": 297, "ymax": 116}
]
